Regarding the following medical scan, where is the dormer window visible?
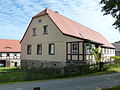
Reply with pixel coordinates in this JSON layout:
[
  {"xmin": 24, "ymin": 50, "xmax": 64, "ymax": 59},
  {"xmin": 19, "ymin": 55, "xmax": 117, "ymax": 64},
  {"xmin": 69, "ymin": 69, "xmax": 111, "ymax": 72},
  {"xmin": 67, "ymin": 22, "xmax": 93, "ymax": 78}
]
[
  {"xmin": 43, "ymin": 25, "xmax": 48, "ymax": 35},
  {"xmin": 32, "ymin": 28, "xmax": 36, "ymax": 36}
]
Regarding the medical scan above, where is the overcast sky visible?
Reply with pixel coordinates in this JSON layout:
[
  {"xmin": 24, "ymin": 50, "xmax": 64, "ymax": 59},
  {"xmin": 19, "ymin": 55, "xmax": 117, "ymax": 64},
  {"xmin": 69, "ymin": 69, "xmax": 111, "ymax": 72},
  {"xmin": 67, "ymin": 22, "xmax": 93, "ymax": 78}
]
[{"xmin": 0, "ymin": 0, "xmax": 119, "ymax": 43}]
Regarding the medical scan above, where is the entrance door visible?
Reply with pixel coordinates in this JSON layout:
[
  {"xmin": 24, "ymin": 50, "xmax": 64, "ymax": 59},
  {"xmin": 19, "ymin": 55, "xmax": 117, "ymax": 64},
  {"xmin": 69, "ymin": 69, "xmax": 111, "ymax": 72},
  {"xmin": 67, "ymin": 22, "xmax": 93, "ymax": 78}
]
[{"xmin": 14, "ymin": 62, "xmax": 17, "ymax": 67}]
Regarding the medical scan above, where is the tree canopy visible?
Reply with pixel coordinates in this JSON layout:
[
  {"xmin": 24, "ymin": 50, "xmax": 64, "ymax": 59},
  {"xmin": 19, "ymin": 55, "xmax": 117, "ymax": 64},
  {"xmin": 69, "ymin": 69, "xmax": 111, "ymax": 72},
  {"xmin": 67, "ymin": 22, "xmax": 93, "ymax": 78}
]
[
  {"xmin": 115, "ymin": 40, "xmax": 120, "ymax": 43},
  {"xmin": 100, "ymin": 0, "xmax": 120, "ymax": 31}
]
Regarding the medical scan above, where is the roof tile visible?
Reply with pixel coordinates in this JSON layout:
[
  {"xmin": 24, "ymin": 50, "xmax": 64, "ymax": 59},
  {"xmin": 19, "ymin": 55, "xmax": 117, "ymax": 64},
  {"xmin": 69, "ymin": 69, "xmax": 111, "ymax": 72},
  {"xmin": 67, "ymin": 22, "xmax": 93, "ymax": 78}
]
[{"xmin": 0, "ymin": 39, "xmax": 21, "ymax": 52}]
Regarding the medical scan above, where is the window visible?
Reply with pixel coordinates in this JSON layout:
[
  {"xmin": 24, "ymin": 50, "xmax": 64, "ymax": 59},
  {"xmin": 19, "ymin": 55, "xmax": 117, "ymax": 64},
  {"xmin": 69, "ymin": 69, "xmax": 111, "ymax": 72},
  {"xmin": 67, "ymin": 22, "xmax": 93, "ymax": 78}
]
[
  {"xmin": 7, "ymin": 53, "xmax": 10, "ymax": 57},
  {"xmin": 49, "ymin": 44, "xmax": 55, "ymax": 55},
  {"xmin": 72, "ymin": 43, "xmax": 78, "ymax": 54},
  {"xmin": 32, "ymin": 28, "xmax": 36, "ymax": 36},
  {"xmin": 85, "ymin": 43, "xmax": 93, "ymax": 54},
  {"xmin": 37, "ymin": 44, "xmax": 42, "ymax": 55},
  {"xmin": 43, "ymin": 25, "xmax": 48, "ymax": 34},
  {"xmin": 0, "ymin": 53, "xmax": 1, "ymax": 57},
  {"xmin": 107, "ymin": 49, "xmax": 109, "ymax": 54},
  {"xmin": 27, "ymin": 45, "xmax": 32, "ymax": 55},
  {"xmin": 110, "ymin": 49, "xmax": 112, "ymax": 54},
  {"xmin": 14, "ymin": 53, "xmax": 17, "ymax": 56},
  {"xmin": 38, "ymin": 19, "xmax": 42, "ymax": 23},
  {"xmin": 104, "ymin": 49, "xmax": 106, "ymax": 54}
]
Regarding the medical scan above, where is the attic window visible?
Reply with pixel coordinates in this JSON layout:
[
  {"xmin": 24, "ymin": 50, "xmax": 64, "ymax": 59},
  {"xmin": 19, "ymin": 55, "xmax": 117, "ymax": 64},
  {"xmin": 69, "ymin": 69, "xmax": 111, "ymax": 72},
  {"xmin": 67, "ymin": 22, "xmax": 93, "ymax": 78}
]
[
  {"xmin": 43, "ymin": 25, "xmax": 48, "ymax": 35},
  {"xmin": 38, "ymin": 19, "xmax": 42, "ymax": 23},
  {"xmin": 55, "ymin": 11, "xmax": 59, "ymax": 13},
  {"xmin": 32, "ymin": 28, "xmax": 36, "ymax": 36}
]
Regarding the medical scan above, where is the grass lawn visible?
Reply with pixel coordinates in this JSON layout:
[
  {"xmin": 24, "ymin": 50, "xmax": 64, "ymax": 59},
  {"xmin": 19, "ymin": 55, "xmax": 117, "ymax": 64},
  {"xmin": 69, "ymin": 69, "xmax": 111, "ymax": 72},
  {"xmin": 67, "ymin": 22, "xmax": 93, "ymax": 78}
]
[
  {"xmin": 0, "ymin": 67, "xmax": 18, "ymax": 72},
  {"xmin": 102, "ymin": 86, "xmax": 120, "ymax": 90},
  {"xmin": 108, "ymin": 67, "xmax": 120, "ymax": 72},
  {"xmin": 0, "ymin": 62, "xmax": 120, "ymax": 84}
]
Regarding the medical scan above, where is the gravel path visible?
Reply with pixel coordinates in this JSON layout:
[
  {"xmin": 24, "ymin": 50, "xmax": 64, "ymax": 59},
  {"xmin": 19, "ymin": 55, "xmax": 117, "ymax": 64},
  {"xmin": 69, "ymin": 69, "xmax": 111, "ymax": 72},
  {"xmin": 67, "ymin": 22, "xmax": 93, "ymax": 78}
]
[{"xmin": 0, "ymin": 72, "xmax": 120, "ymax": 90}]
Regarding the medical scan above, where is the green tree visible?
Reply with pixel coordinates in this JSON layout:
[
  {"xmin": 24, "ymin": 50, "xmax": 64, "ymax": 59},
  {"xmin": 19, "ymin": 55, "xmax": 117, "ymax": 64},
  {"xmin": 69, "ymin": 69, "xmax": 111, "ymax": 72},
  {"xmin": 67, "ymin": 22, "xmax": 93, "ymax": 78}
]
[
  {"xmin": 93, "ymin": 48, "xmax": 104, "ymax": 71},
  {"xmin": 93, "ymin": 48, "xmax": 103, "ymax": 63},
  {"xmin": 100, "ymin": 0, "xmax": 120, "ymax": 30},
  {"xmin": 115, "ymin": 40, "xmax": 120, "ymax": 43}
]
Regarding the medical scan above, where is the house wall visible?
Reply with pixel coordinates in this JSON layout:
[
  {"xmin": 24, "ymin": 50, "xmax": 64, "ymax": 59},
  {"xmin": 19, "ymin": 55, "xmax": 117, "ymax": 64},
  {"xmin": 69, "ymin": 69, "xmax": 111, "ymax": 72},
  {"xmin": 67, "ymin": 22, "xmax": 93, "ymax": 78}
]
[
  {"xmin": 21, "ymin": 14, "xmax": 115, "ymax": 67},
  {"xmin": 21, "ymin": 15, "xmax": 83, "ymax": 67},
  {"xmin": 116, "ymin": 51, "xmax": 120, "ymax": 56},
  {"xmin": 102, "ymin": 48, "xmax": 115, "ymax": 62},
  {"xmin": 0, "ymin": 53, "xmax": 20, "ymax": 59},
  {"xmin": 85, "ymin": 45, "xmax": 115, "ymax": 63},
  {"xmin": 112, "ymin": 43, "xmax": 120, "ymax": 56},
  {"xmin": 0, "ymin": 52, "xmax": 21, "ymax": 67}
]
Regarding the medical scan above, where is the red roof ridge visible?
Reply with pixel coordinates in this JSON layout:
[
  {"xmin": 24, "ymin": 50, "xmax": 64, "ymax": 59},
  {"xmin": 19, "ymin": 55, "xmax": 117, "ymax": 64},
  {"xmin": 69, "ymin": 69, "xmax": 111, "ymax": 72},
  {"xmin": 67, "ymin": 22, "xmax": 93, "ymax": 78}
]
[
  {"xmin": 33, "ymin": 8, "xmax": 100, "ymax": 34},
  {"xmin": 0, "ymin": 39, "xmax": 21, "ymax": 52}
]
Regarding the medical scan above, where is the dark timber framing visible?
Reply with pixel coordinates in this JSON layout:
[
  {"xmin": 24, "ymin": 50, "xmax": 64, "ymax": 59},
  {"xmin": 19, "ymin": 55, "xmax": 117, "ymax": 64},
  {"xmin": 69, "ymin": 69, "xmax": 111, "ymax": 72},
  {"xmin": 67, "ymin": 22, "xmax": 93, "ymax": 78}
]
[
  {"xmin": 66, "ymin": 41, "xmax": 94, "ymax": 62},
  {"xmin": 66, "ymin": 41, "xmax": 84, "ymax": 61},
  {"xmin": 83, "ymin": 42, "xmax": 85, "ymax": 61}
]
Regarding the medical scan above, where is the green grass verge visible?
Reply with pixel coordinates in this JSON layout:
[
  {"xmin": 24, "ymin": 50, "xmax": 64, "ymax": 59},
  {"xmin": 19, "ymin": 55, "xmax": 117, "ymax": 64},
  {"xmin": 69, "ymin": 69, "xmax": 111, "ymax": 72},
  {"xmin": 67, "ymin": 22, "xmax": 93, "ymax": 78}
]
[
  {"xmin": 0, "ymin": 68, "xmax": 118, "ymax": 84},
  {"xmin": 0, "ymin": 64, "xmax": 120, "ymax": 84},
  {"xmin": 102, "ymin": 86, "xmax": 120, "ymax": 90}
]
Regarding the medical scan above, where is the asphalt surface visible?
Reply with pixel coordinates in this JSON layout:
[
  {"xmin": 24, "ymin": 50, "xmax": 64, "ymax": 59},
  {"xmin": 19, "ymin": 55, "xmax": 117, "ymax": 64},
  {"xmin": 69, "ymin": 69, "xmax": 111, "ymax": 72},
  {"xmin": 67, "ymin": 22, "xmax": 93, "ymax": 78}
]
[{"xmin": 0, "ymin": 73, "xmax": 120, "ymax": 90}]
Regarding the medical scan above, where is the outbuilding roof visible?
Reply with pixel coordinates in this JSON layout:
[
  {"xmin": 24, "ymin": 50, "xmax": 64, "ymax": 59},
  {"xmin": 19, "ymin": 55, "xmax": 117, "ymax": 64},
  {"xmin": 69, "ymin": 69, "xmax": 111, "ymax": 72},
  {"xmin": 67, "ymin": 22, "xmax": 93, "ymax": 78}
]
[
  {"xmin": 112, "ymin": 43, "xmax": 120, "ymax": 51},
  {"xmin": 0, "ymin": 39, "xmax": 21, "ymax": 52},
  {"xmin": 22, "ymin": 8, "xmax": 114, "ymax": 48}
]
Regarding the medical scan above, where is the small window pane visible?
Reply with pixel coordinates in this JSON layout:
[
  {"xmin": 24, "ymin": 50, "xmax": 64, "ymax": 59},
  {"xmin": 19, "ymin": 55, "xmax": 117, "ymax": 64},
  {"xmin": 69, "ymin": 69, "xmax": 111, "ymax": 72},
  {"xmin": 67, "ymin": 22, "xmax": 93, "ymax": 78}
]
[
  {"xmin": 49, "ymin": 44, "xmax": 55, "ymax": 55},
  {"xmin": 27, "ymin": 45, "xmax": 32, "ymax": 55},
  {"xmin": 72, "ymin": 43, "xmax": 78, "ymax": 54},
  {"xmin": 33, "ymin": 28, "xmax": 36, "ymax": 36},
  {"xmin": 38, "ymin": 19, "xmax": 42, "ymax": 22},
  {"xmin": 43, "ymin": 25, "xmax": 48, "ymax": 34},
  {"xmin": 0, "ymin": 53, "xmax": 2, "ymax": 57},
  {"xmin": 7, "ymin": 53, "xmax": 10, "ymax": 57},
  {"xmin": 14, "ymin": 53, "xmax": 17, "ymax": 56},
  {"xmin": 37, "ymin": 44, "xmax": 42, "ymax": 55}
]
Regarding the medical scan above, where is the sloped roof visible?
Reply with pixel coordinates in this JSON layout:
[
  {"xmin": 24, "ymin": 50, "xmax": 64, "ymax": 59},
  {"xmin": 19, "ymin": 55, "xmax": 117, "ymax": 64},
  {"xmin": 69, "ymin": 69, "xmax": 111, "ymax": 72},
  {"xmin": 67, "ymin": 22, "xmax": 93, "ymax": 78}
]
[
  {"xmin": 30, "ymin": 8, "xmax": 114, "ymax": 48},
  {"xmin": 112, "ymin": 43, "xmax": 120, "ymax": 51},
  {"xmin": 0, "ymin": 39, "xmax": 21, "ymax": 52}
]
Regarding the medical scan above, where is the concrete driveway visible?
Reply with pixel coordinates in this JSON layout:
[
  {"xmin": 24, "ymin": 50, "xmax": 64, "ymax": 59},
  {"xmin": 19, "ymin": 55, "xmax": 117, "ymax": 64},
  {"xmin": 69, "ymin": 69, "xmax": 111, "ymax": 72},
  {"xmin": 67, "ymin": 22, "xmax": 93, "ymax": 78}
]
[{"xmin": 0, "ymin": 72, "xmax": 120, "ymax": 90}]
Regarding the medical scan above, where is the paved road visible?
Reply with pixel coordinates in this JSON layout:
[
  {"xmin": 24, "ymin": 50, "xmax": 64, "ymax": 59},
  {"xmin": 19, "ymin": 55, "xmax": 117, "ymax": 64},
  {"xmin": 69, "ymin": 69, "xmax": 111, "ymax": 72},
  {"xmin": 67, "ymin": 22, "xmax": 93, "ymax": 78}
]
[{"xmin": 0, "ymin": 73, "xmax": 120, "ymax": 90}]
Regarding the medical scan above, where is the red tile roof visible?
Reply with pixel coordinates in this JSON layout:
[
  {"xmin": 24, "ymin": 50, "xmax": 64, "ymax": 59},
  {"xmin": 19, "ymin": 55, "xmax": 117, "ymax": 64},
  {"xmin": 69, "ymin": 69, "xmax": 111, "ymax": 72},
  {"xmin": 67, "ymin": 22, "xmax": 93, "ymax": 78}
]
[
  {"xmin": 26, "ymin": 8, "xmax": 114, "ymax": 48},
  {"xmin": 0, "ymin": 39, "xmax": 21, "ymax": 52}
]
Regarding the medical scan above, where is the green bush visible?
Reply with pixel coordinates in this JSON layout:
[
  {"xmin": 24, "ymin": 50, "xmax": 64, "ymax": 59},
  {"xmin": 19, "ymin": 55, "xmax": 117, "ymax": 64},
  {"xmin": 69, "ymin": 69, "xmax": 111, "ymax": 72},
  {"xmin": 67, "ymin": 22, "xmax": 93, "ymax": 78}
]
[{"xmin": 111, "ymin": 56, "xmax": 120, "ymax": 60}]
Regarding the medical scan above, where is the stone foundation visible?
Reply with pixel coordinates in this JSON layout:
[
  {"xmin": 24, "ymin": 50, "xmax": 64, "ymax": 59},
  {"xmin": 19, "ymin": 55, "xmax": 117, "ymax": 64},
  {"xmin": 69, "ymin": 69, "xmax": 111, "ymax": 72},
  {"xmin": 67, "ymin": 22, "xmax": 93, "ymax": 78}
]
[{"xmin": 21, "ymin": 60, "xmax": 66, "ymax": 68}]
